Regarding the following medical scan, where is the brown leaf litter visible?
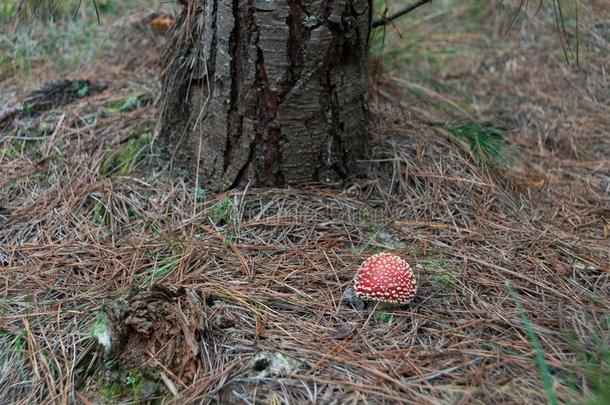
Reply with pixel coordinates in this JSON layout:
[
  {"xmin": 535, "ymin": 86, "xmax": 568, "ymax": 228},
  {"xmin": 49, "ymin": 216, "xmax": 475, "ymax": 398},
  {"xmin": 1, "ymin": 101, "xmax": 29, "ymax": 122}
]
[{"xmin": 1, "ymin": 2, "xmax": 608, "ymax": 404}]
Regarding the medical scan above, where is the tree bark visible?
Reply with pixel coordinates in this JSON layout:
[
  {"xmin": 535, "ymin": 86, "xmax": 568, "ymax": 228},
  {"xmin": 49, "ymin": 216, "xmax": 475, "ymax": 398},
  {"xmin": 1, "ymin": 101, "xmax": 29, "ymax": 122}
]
[{"xmin": 160, "ymin": 0, "xmax": 371, "ymax": 191}]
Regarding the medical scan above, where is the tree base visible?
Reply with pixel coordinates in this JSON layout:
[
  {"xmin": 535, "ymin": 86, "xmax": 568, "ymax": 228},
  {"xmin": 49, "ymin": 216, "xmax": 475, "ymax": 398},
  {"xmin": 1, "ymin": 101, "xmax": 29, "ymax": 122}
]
[{"xmin": 160, "ymin": 0, "xmax": 371, "ymax": 191}]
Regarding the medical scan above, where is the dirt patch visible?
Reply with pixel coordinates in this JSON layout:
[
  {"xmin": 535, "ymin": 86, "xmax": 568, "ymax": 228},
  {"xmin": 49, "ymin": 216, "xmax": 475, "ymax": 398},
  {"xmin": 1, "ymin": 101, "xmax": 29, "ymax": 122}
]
[{"xmin": 23, "ymin": 80, "xmax": 108, "ymax": 114}]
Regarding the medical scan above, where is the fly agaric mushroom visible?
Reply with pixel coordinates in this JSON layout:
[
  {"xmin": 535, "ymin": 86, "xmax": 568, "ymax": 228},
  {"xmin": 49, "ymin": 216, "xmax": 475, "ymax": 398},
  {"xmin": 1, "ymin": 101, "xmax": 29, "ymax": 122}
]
[{"xmin": 354, "ymin": 253, "xmax": 417, "ymax": 304}]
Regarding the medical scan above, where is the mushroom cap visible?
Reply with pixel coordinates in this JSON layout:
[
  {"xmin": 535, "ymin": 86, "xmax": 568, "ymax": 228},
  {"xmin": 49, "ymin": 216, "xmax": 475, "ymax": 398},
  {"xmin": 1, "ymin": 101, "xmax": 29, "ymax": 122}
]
[{"xmin": 354, "ymin": 253, "xmax": 417, "ymax": 304}]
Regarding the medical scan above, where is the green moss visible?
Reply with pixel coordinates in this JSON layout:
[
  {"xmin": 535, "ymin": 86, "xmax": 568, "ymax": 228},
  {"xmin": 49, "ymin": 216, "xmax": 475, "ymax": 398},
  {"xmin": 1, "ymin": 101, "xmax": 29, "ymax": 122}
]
[
  {"xmin": 378, "ymin": 312, "xmax": 393, "ymax": 324},
  {"xmin": 100, "ymin": 132, "xmax": 151, "ymax": 176},
  {"xmin": 75, "ymin": 81, "xmax": 89, "ymax": 97},
  {"xmin": 37, "ymin": 122, "xmax": 52, "ymax": 134},
  {"xmin": 0, "ymin": 128, "xmax": 46, "ymax": 159},
  {"xmin": 23, "ymin": 102, "xmax": 35, "ymax": 115},
  {"xmin": 195, "ymin": 187, "xmax": 208, "ymax": 200},
  {"xmin": 435, "ymin": 272, "xmax": 455, "ymax": 285},
  {"xmin": 420, "ymin": 260, "xmax": 458, "ymax": 286},
  {"xmin": 101, "ymin": 383, "xmax": 123, "ymax": 401},
  {"xmin": 105, "ymin": 93, "xmax": 143, "ymax": 113},
  {"xmin": 92, "ymin": 202, "xmax": 107, "ymax": 227},
  {"xmin": 101, "ymin": 369, "xmax": 160, "ymax": 403},
  {"xmin": 90, "ymin": 312, "xmax": 111, "ymax": 354},
  {"xmin": 9, "ymin": 334, "xmax": 28, "ymax": 351},
  {"xmin": 1, "ymin": 139, "xmax": 22, "ymax": 158},
  {"xmin": 210, "ymin": 195, "xmax": 234, "ymax": 224}
]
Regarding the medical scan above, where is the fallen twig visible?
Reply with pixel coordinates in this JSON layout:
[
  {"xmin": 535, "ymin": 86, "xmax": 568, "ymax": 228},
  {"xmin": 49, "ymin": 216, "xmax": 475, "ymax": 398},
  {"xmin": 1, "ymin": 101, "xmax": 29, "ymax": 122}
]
[{"xmin": 372, "ymin": 0, "xmax": 433, "ymax": 28}]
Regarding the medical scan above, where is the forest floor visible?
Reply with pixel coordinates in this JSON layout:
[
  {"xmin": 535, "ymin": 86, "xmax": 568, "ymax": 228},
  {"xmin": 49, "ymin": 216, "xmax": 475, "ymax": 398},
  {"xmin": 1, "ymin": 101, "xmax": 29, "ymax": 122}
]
[{"xmin": 1, "ymin": 1, "xmax": 608, "ymax": 404}]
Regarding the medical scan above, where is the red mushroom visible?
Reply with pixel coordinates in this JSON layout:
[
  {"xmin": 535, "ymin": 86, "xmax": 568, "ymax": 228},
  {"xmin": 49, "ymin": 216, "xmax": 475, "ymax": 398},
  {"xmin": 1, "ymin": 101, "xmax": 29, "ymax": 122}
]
[{"xmin": 354, "ymin": 253, "xmax": 417, "ymax": 304}]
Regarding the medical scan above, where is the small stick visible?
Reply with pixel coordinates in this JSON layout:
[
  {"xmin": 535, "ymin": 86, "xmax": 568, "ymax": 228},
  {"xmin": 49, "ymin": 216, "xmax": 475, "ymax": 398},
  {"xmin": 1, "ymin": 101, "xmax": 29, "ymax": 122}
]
[{"xmin": 372, "ymin": 0, "xmax": 433, "ymax": 29}]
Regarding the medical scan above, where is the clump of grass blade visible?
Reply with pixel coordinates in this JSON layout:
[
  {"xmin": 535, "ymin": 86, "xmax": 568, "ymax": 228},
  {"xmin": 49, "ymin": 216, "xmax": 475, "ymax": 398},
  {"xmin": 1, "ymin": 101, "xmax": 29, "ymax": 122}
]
[
  {"xmin": 565, "ymin": 318, "xmax": 610, "ymax": 405},
  {"xmin": 447, "ymin": 120, "xmax": 508, "ymax": 166},
  {"xmin": 507, "ymin": 283, "xmax": 559, "ymax": 405}
]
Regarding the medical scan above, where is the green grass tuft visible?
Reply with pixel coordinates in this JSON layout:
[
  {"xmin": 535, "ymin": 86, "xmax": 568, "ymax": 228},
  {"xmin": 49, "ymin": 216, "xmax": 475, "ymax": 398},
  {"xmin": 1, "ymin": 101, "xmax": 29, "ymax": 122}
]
[
  {"xmin": 92, "ymin": 201, "xmax": 107, "ymax": 227},
  {"xmin": 142, "ymin": 254, "xmax": 181, "ymax": 286},
  {"xmin": 447, "ymin": 121, "xmax": 508, "ymax": 166},
  {"xmin": 565, "ymin": 317, "xmax": 610, "ymax": 405},
  {"xmin": 0, "ymin": 0, "xmax": 18, "ymax": 23},
  {"xmin": 507, "ymin": 283, "xmax": 559, "ymax": 405}
]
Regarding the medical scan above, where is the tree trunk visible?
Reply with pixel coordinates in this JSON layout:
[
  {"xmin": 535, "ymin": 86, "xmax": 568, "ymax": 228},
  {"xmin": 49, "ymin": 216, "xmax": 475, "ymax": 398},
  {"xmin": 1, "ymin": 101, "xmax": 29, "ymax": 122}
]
[{"xmin": 160, "ymin": 0, "xmax": 371, "ymax": 191}]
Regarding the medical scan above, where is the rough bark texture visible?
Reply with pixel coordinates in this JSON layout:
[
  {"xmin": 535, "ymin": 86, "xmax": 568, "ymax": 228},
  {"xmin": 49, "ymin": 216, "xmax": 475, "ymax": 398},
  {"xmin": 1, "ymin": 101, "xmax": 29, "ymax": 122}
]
[{"xmin": 160, "ymin": 0, "xmax": 371, "ymax": 191}]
